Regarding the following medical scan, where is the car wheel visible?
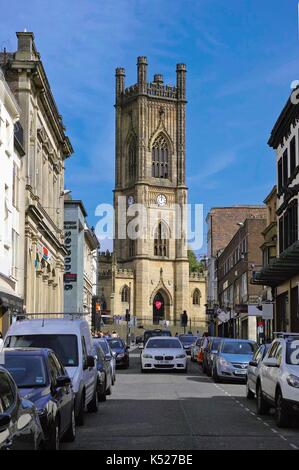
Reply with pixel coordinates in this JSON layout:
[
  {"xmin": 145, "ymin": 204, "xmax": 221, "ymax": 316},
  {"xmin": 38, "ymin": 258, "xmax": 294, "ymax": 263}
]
[
  {"xmin": 207, "ymin": 366, "xmax": 212, "ymax": 377},
  {"xmin": 212, "ymin": 365, "xmax": 220, "ymax": 383},
  {"xmin": 246, "ymin": 381, "xmax": 255, "ymax": 400},
  {"xmin": 276, "ymin": 389, "xmax": 289, "ymax": 428},
  {"xmin": 76, "ymin": 394, "xmax": 85, "ymax": 427},
  {"xmin": 63, "ymin": 407, "xmax": 76, "ymax": 442},
  {"xmin": 87, "ymin": 385, "xmax": 98, "ymax": 413},
  {"xmin": 106, "ymin": 383, "xmax": 112, "ymax": 396},
  {"xmin": 256, "ymin": 383, "xmax": 269, "ymax": 415},
  {"xmin": 47, "ymin": 419, "xmax": 60, "ymax": 450},
  {"xmin": 202, "ymin": 362, "xmax": 206, "ymax": 373},
  {"xmin": 98, "ymin": 379, "xmax": 107, "ymax": 402}
]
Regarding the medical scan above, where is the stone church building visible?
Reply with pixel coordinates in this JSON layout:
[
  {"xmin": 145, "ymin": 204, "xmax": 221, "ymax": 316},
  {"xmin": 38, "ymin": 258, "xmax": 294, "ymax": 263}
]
[{"xmin": 98, "ymin": 57, "xmax": 206, "ymax": 329}]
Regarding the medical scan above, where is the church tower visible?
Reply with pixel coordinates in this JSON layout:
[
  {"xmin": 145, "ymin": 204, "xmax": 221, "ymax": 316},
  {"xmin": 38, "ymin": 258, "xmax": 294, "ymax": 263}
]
[{"xmin": 113, "ymin": 57, "xmax": 189, "ymax": 323}]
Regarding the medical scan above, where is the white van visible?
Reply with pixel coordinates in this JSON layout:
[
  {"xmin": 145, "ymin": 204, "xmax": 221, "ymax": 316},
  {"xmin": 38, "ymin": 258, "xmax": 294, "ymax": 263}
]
[{"xmin": 4, "ymin": 317, "xmax": 98, "ymax": 426}]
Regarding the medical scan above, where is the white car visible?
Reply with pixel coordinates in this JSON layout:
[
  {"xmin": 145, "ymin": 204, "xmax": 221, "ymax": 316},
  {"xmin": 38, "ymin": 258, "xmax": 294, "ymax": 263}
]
[
  {"xmin": 141, "ymin": 336, "xmax": 187, "ymax": 372},
  {"xmin": 4, "ymin": 316, "xmax": 98, "ymax": 426},
  {"xmin": 256, "ymin": 333, "xmax": 299, "ymax": 427}
]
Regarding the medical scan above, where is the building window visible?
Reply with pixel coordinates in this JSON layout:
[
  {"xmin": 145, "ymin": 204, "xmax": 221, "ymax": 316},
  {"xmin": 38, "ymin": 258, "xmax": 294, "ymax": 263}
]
[
  {"xmin": 12, "ymin": 229, "xmax": 19, "ymax": 279},
  {"xmin": 128, "ymin": 137, "xmax": 137, "ymax": 182},
  {"xmin": 12, "ymin": 162, "xmax": 19, "ymax": 209},
  {"xmin": 128, "ymin": 239, "xmax": 136, "ymax": 258},
  {"xmin": 154, "ymin": 222, "xmax": 169, "ymax": 257},
  {"xmin": 283, "ymin": 149, "xmax": 288, "ymax": 188},
  {"xmin": 192, "ymin": 289, "xmax": 201, "ymax": 305},
  {"xmin": 279, "ymin": 200, "xmax": 298, "ymax": 253},
  {"xmin": 152, "ymin": 134, "xmax": 169, "ymax": 179},
  {"xmin": 121, "ymin": 286, "xmax": 130, "ymax": 303},
  {"xmin": 278, "ymin": 158, "xmax": 283, "ymax": 193},
  {"xmin": 290, "ymin": 136, "xmax": 296, "ymax": 176}
]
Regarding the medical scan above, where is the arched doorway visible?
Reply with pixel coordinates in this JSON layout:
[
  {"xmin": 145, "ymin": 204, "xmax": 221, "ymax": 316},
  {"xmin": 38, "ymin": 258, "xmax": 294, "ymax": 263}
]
[{"xmin": 153, "ymin": 291, "xmax": 165, "ymax": 325}]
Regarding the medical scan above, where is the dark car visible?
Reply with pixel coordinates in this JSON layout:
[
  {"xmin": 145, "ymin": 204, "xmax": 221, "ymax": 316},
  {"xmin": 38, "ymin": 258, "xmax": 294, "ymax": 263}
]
[
  {"xmin": 107, "ymin": 338, "xmax": 129, "ymax": 369},
  {"xmin": 143, "ymin": 329, "xmax": 172, "ymax": 346},
  {"xmin": 178, "ymin": 335, "xmax": 198, "ymax": 355},
  {"xmin": 202, "ymin": 337, "xmax": 222, "ymax": 376},
  {"xmin": 93, "ymin": 338, "xmax": 116, "ymax": 385},
  {"xmin": 3, "ymin": 348, "xmax": 76, "ymax": 450},
  {"xmin": 92, "ymin": 344, "xmax": 112, "ymax": 401},
  {"xmin": 0, "ymin": 365, "xmax": 44, "ymax": 450}
]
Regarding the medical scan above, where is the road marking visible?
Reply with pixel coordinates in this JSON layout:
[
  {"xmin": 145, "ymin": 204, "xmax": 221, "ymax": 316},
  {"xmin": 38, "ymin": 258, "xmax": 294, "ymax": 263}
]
[
  {"xmin": 290, "ymin": 443, "xmax": 299, "ymax": 450},
  {"xmin": 271, "ymin": 428, "xmax": 278, "ymax": 434}
]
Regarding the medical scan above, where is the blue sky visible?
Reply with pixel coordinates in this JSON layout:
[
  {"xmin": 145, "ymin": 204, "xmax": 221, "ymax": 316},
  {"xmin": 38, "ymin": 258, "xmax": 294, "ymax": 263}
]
[{"xmin": 2, "ymin": 0, "xmax": 299, "ymax": 254}]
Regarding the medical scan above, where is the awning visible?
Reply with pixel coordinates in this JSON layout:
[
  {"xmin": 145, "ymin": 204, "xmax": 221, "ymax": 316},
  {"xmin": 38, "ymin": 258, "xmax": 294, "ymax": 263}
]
[
  {"xmin": 0, "ymin": 286, "xmax": 23, "ymax": 313},
  {"xmin": 252, "ymin": 241, "xmax": 299, "ymax": 288}
]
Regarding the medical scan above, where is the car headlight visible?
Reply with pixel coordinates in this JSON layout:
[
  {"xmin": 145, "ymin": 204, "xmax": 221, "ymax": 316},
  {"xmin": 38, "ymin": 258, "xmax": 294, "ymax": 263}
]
[
  {"xmin": 219, "ymin": 357, "xmax": 232, "ymax": 368},
  {"xmin": 287, "ymin": 374, "xmax": 299, "ymax": 388},
  {"xmin": 176, "ymin": 354, "xmax": 186, "ymax": 359},
  {"xmin": 117, "ymin": 353, "xmax": 124, "ymax": 358},
  {"xmin": 143, "ymin": 354, "xmax": 153, "ymax": 359}
]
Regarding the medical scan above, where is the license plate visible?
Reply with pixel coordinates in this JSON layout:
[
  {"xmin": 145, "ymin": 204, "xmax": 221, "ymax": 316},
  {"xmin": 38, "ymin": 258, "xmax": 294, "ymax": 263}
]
[
  {"xmin": 158, "ymin": 360, "xmax": 169, "ymax": 364},
  {"xmin": 235, "ymin": 369, "xmax": 246, "ymax": 375}
]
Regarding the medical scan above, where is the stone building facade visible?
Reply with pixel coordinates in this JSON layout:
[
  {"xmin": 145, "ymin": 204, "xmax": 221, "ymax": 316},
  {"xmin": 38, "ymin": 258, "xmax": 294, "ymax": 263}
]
[
  {"xmin": 1, "ymin": 32, "xmax": 73, "ymax": 315},
  {"xmin": 98, "ymin": 57, "xmax": 206, "ymax": 329}
]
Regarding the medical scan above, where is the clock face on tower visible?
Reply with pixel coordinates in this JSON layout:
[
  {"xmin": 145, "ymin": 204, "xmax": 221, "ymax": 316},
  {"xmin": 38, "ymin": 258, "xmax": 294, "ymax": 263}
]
[
  {"xmin": 157, "ymin": 194, "xmax": 167, "ymax": 207},
  {"xmin": 127, "ymin": 195, "xmax": 134, "ymax": 206}
]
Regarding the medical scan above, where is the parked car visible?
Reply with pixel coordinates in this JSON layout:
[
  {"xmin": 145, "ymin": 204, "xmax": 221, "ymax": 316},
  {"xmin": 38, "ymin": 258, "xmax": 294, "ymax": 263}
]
[
  {"xmin": 203, "ymin": 337, "xmax": 222, "ymax": 376},
  {"xmin": 2, "ymin": 347, "xmax": 76, "ymax": 449},
  {"xmin": 256, "ymin": 333, "xmax": 299, "ymax": 427},
  {"xmin": 178, "ymin": 335, "xmax": 198, "ymax": 356},
  {"xmin": 246, "ymin": 343, "xmax": 271, "ymax": 400},
  {"xmin": 107, "ymin": 337, "xmax": 129, "ymax": 369},
  {"xmin": 141, "ymin": 336, "xmax": 187, "ymax": 372},
  {"xmin": 4, "ymin": 317, "xmax": 98, "ymax": 426},
  {"xmin": 212, "ymin": 338, "xmax": 256, "ymax": 383},
  {"xmin": 196, "ymin": 336, "xmax": 208, "ymax": 365},
  {"xmin": 93, "ymin": 338, "xmax": 116, "ymax": 385},
  {"xmin": 190, "ymin": 338, "xmax": 202, "ymax": 362},
  {"xmin": 92, "ymin": 344, "xmax": 113, "ymax": 401},
  {"xmin": 0, "ymin": 365, "xmax": 44, "ymax": 450}
]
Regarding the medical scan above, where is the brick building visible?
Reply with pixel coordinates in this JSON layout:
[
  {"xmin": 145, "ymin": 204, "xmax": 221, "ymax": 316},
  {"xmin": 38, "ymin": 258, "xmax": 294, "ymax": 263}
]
[
  {"xmin": 206, "ymin": 206, "xmax": 268, "ymax": 327},
  {"xmin": 216, "ymin": 216, "xmax": 267, "ymax": 341}
]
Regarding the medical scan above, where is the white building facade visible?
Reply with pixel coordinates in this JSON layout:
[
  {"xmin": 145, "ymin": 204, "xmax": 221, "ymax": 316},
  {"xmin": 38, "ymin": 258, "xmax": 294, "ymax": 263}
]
[{"xmin": 0, "ymin": 70, "xmax": 25, "ymax": 334}]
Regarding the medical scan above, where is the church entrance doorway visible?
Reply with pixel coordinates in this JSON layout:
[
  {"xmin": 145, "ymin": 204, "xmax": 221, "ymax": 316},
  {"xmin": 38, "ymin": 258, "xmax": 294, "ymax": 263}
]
[{"xmin": 153, "ymin": 292, "xmax": 165, "ymax": 325}]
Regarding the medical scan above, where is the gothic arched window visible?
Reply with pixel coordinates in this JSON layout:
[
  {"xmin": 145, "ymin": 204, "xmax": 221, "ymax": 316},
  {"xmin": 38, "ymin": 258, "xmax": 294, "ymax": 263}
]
[
  {"xmin": 154, "ymin": 222, "xmax": 169, "ymax": 257},
  {"xmin": 121, "ymin": 285, "xmax": 130, "ymax": 303},
  {"xmin": 152, "ymin": 134, "xmax": 169, "ymax": 179},
  {"xmin": 128, "ymin": 137, "xmax": 137, "ymax": 182},
  {"xmin": 192, "ymin": 289, "xmax": 201, "ymax": 305}
]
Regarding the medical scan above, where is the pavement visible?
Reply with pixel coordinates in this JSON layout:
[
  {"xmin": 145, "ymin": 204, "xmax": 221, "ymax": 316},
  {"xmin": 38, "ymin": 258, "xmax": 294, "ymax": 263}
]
[{"xmin": 62, "ymin": 348, "xmax": 299, "ymax": 450}]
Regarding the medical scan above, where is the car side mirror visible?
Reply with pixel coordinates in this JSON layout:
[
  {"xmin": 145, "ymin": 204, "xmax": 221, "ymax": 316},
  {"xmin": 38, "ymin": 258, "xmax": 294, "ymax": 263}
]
[
  {"xmin": 249, "ymin": 360, "xmax": 258, "ymax": 367},
  {"xmin": 105, "ymin": 354, "xmax": 112, "ymax": 361},
  {"xmin": 56, "ymin": 375, "xmax": 71, "ymax": 387},
  {"xmin": 0, "ymin": 413, "xmax": 11, "ymax": 430},
  {"xmin": 84, "ymin": 355, "xmax": 95, "ymax": 369},
  {"xmin": 264, "ymin": 357, "xmax": 279, "ymax": 368}
]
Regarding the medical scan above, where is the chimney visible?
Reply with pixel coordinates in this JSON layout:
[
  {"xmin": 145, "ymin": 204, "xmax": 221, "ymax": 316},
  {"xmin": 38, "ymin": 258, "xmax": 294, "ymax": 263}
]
[
  {"xmin": 16, "ymin": 32, "xmax": 35, "ymax": 60},
  {"xmin": 137, "ymin": 56, "xmax": 147, "ymax": 85}
]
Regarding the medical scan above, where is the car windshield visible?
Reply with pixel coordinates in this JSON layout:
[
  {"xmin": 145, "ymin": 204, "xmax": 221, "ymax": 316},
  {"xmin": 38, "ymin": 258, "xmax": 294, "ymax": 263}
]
[
  {"xmin": 5, "ymin": 355, "xmax": 47, "ymax": 388},
  {"xmin": 108, "ymin": 339, "xmax": 123, "ymax": 349},
  {"xmin": 146, "ymin": 338, "xmax": 182, "ymax": 349},
  {"xmin": 6, "ymin": 335, "xmax": 78, "ymax": 367},
  {"xmin": 96, "ymin": 340, "xmax": 109, "ymax": 355},
  {"xmin": 211, "ymin": 338, "xmax": 222, "ymax": 350},
  {"xmin": 286, "ymin": 339, "xmax": 299, "ymax": 366},
  {"xmin": 179, "ymin": 336, "xmax": 197, "ymax": 344},
  {"xmin": 222, "ymin": 341, "xmax": 255, "ymax": 355}
]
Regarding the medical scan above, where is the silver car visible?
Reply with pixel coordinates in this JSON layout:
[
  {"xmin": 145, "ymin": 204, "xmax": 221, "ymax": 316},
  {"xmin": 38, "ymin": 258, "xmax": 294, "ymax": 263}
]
[
  {"xmin": 93, "ymin": 338, "xmax": 116, "ymax": 385},
  {"xmin": 212, "ymin": 339, "xmax": 257, "ymax": 383},
  {"xmin": 246, "ymin": 343, "xmax": 271, "ymax": 399}
]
